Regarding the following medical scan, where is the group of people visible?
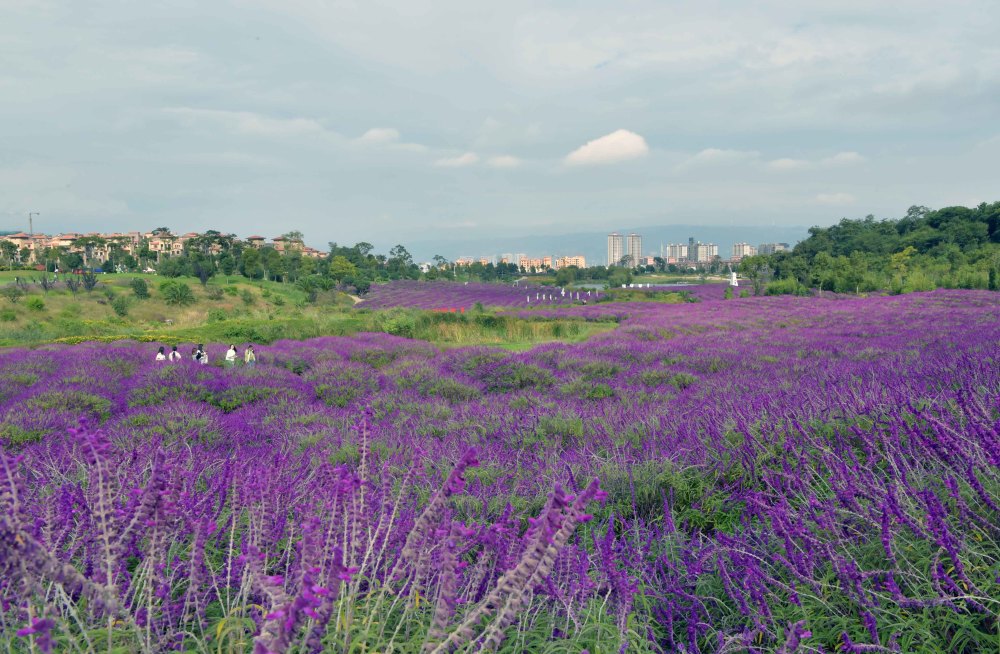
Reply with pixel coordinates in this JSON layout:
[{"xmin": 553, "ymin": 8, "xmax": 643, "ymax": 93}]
[{"xmin": 155, "ymin": 343, "xmax": 256, "ymax": 367}]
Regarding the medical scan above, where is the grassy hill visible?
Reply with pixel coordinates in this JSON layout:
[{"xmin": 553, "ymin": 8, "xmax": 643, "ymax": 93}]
[{"xmin": 0, "ymin": 272, "xmax": 613, "ymax": 349}]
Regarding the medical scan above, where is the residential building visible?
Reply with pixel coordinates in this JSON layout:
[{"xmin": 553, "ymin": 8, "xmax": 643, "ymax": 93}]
[
  {"xmin": 665, "ymin": 243, "xmax": 688, "ymax": 261},
  {"xmin": 758, "ymin": 242, "xmax": 790, "ymax": 256},
  {"xmin": 626, "ymin": 233, "xmax": 642, "ymax": 267},
  {"xmin": 555, "ymin": 255, "xmax": 586, "ymax": 269},
  {"xmin": 732, "ymin": 242, "xmax": 757, "ymax": 260},
  {"xmin": 0, "ymin": 228, "xmax": 328, "ymax": 266},
  {"xmin": 607, "ymin": 232, "xmax": 624, "ymax": 266}
]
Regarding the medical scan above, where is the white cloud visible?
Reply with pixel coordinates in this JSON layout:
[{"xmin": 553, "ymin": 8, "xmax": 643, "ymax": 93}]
[
  {"xmin": 354, "ymin": 127, "xmax": 427, "ymax": 152},
  {"xmin": 816, "ymin": 192, "xmax": 856, "ymax": 205},
  {"xmin": 163, "ymin": 107, "xmax": 338, "ymax": 140},
  {"xmin": 676, "ymin": 148, "xmax": 759, "ymax": 170},
  {"xmin": 766, "ymin": 157, "xmax": 810, "ymax": 171},
  {"xmin": 565, "ymin": 129, "xmax": 649, "ymax": 166},
  {"xmin": 766, "ymin": 151, "xmax": 866, "ymax": 172},
  {"xmin": 357, "ymin": 127, "xmax": 400, "ymax": 144},
  {"xmin": 435, "ymin": 152, "xmax": 479, "ymax": 167},
  {"xmin": 486, "ymin": 155, "xmax": 521, "ymax": 168},
  {"xmin": 821, "ymin": 151, "xmax": 866, "ymax": 166}
]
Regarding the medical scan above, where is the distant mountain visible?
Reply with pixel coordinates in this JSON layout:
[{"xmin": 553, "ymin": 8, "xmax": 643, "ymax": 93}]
[{"xmin": 407, "ymin": 224, "xmax": 810, "ymax": 264}]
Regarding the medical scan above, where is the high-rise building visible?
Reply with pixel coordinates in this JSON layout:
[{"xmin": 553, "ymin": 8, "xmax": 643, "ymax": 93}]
[
  {"xmin": 758, "ymin": 242, "xmax": 790, "ymax": 256},
  {"xmin": 732, "ymin": 242, "xmax": 757, "ymax": 260},
  {"xmin": 666, "ymin": 243, "xmax": 688, "ymax": 261},
  {"xmin": 626, "ymin": 233, "xmax": 642, "ymax": 267},
  {"xmin": 607, "ymin": 232, "xmax": 624, "ymax": 266}
]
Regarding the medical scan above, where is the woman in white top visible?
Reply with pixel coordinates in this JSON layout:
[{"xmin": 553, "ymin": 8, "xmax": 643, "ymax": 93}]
[
  {"xmin": 225, "ymin": 344, "xmax": 238, "ymax": 366},
  {"xmin": 155, "ymin": 346, "xmax": 167, "ymax": 362}
]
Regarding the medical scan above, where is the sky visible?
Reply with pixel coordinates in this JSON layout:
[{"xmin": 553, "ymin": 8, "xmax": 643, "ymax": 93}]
[{"xmin": 1, "ymin": 0, "xmax": 998, "ymax": 256}]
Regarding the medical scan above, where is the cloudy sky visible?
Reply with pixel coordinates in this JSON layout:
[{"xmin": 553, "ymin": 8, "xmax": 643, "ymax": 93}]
[{"xmin": 1, "ymin": 0, "xmax": 998, "ymax": 253}]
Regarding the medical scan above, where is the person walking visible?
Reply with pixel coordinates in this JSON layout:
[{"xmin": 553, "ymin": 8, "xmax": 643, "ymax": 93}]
[
  {"xmin": 244, "ymin": 344, "xmax": 256, "ymax": 367},
  {"xmin": 225, "ymin": 344, "xmax": 238, "ymax": 367},
  {"xmin": 155, "ymin": 346, "xmax": 166, "ymax": 362},
  {"xmin": 168, "ymin": 345, "xmax": 182, "ymax": 362}
]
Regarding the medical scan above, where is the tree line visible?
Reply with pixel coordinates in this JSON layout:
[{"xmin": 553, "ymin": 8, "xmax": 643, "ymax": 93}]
[{"xmin": 738, "ymin": 202, "xmax": 1000, "ymax": 295}]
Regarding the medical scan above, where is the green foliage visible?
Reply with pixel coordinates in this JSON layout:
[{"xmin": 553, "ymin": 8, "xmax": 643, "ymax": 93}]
[
  {"xmin": 771, "ymin": 202, "xmax": 1000, "ymax": 293},
  {"xmin": 723, "ymin": 285, "xmax": 733, "ymax": 299},
  {"xmin": 206, "ymin": 307, "xmax": 228, "ymax": 323},
  {"xmin": 159, "ymin": 280, "xmax": 196, "ymax": 306},
  {"xmin": 765, "ymin": 278, "xmax": 811, "ymax": 296},
  {"xmin": 2, "ymin": 286, "xmax": 24, "ymax": 303},
  {"xmin": 24, "ymin": 390, "xmax": 112, "ymax": 421},
  {"xmin": 669, "ymin": 372, "xmax": 697, "ymax": 391},
  {"xmin": 111, "ymin": 296, "xmax": 130, "ymax": 317},
  {"xmin": 0, "ymin": 308, "xmax": 15, "ymax": 322},
  {"xmin": 130, "ymin": 277, "xmax": 150, "ymax": 299},
  {"xmin": 0, "ymin": 423, "xmax": 46, "ymax": 447},
  {"xmin": 25, "ymin": 296, "xmax": 45, "ymax": 311},
  {"xmin": 241, "ymin": 289, "xmax": 255, "ymax": 305}
]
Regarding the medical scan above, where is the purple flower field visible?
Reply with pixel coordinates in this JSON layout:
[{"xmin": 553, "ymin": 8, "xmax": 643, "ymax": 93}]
[
  {"xmin": 2, "ymin": 290, "xmax": 999, "ymax": 652},
  {"xmin": 356, "ymin": 280, "xmax": 602, "ymax": 309}
]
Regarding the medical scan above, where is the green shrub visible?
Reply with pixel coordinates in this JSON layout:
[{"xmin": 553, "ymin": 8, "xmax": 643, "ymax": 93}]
[
  {"xmin": 669, "ymin": 372, "xmax": 697, "ymax": 391},
  {"xmin": 0, "ymin": 309, "xmax": 15, "ymax": 322},
  {"xmin": 25, "ymin": 296, "xmax": 45, "ymax": 311},
  {"xmin": 2, "ymin": 287, "xmax": 25, "ymax": 303},
  {"xmin": 130, "ymin": 278, "xmax": 150, "ymax": 299},
  {"xmin": 111, "ymin": 296, "xmax": 131, "ymax": 317},
  {"xmin": 272, "ymin": 296, "xmax": 285, "ymax": 307},
  {"xmin": 241, "ymin": 289, "xmax": 255, "ymax": 305},
  {"xmin": 765, "ymin": 278, "xmax": 810, "ymax": 296},
  {"xmin": 159, "ymin": 280, "xmax": 196, "ymax": 306},
  {"xmin": 223, "ymin": 285, "xmax": 238, "ymax": 296},
  {"xmin": 206, "ymin": 287, "xmax": 224, "ymax": 301},
  {"xmin": 207, "ymin": 308, "xmax": 228, "ymax": 323},
  {"xmin": 0, "ymin": 423, "xmax": 46, "ymax": 447}
]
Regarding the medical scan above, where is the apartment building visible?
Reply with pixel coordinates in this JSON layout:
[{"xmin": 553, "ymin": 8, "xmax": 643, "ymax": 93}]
[
  {"xmin": 732, "ymin": 242, "xmax": 757, "ymax": 260},
  {"xmin": 758, "ymin": 242, "xmax": 790, "ymax": 256},
  {"xmin": 607, "ymin": 232, "xmax": 625, "ymax": 266}
]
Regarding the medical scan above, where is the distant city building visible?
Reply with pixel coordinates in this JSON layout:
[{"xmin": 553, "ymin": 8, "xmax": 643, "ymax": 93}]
[
  {"xmin": 626, "ymin": 233, "xmax": 642, "ymax": 267},
  {"xmin": 555, "ymin": 255, "xmax": 587, "ymax": 269},
  {"xmin": 732, "ymin": 242, "xmax": 757, "ymax": 260},
  {"xmin": 758, "ymin": 242, "xmax": 790, "ymax": 256},
  {"xmin": 607, "ymin": 232, "xmax": 624, "ymax": 266},
  {"xmin": 0, "ymin": 229, "xmax": 327, "ymax": 267},
  {"xmin": 666, "ymin": 243, "xmax": 688, "ymax": 261}
]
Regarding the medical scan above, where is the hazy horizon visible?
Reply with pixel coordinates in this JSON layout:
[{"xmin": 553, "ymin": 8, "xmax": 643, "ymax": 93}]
[{"xmin": 2, "ymin": 1, "xmax": 998, "ymax": 251}]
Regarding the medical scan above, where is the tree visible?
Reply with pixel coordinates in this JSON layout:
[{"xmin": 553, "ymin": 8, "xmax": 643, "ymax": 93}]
[
  {"xmin": 739, "ymin": 255, "xmax": 769, "ymax": 296},
  {"xmin": 329, "ymin": 255, "xmax": 357, "ymax": 282},
  {"xmin": 81, "ymin": 271, "xmax": 99, "ymax": 292},
  {"xmin": 0, "ymin": 241, "xmax": 16, "ymax": 268},
  {"xmin": 159, "ymin": 280, "xmax": 195, "ymax": 306},
  {"xmin": 73, "ymin": 236, "xmax": 107, "ymax": 267},
  {"xmin": 555, "ymin": 267, "xmax": 577, "ymax": 287},
  {"xmin": 240, "ymin": 248, "xmax": 263, "ymax": 279},
  {"xmin": 131, "ymin": 278, "xmax": 150, "ymax": 299}
]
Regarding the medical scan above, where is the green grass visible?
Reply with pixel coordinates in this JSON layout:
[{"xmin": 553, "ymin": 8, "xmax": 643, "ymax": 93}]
[{"xmin": 0, "ymin": 274, "xmax": 617, "ymax": 349}]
